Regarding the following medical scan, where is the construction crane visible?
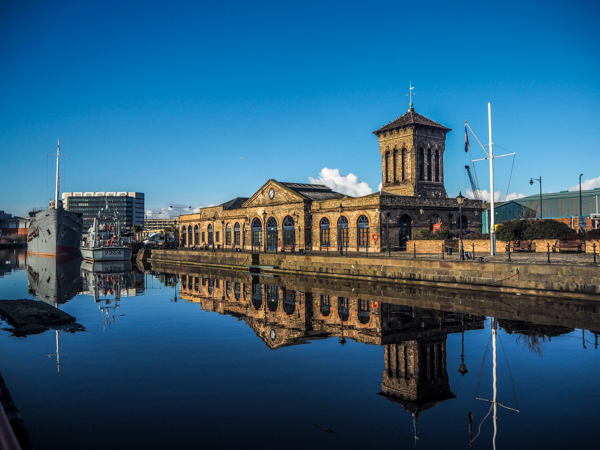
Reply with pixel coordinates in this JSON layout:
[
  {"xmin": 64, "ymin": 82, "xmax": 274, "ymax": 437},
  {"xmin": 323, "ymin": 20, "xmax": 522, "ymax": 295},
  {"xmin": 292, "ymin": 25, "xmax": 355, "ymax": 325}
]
[{"xmin": 465, "ymin": 165, "xmax": 482, "ymax": 200}]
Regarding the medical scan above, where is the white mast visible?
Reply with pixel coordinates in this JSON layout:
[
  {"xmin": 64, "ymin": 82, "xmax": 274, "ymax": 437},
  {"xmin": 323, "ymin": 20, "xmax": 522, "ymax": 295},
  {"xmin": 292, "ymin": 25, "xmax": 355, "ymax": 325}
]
[
  {"xmin": 54, "ymin": 139, "xmax": 60, "ymax": 209},
  {"xmin": 488, "ymin": 105, "xmax": 496, "ymax": 254},
  {"xmin": 466, "ymin": 104, "xmax": 515, "ymax": 255}
]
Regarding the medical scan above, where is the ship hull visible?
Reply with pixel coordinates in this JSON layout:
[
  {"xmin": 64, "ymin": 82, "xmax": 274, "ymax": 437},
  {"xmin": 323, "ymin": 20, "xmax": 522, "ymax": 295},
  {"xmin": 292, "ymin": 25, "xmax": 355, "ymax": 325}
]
[
  {"xmin": 80, "ymin": 246, "xmax": 132, "ymax": 262},
  {"xmin": 27, "ymin": 209, "xmax": 83, "ymax": 262}
]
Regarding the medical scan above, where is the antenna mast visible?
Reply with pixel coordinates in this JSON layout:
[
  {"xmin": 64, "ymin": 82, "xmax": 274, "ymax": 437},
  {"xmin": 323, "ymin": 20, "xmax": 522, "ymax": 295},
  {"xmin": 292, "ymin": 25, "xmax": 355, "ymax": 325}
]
[{"xmin": 54, "ymin": 139, "xmax": 60, "ymax": 209}]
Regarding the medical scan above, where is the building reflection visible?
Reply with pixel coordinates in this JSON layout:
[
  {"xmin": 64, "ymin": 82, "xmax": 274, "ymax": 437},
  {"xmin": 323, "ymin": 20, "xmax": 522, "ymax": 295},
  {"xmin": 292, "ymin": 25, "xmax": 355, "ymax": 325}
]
[{"xmin": 175, "ymin": 268, "xmax": 486, "ymax": 432}]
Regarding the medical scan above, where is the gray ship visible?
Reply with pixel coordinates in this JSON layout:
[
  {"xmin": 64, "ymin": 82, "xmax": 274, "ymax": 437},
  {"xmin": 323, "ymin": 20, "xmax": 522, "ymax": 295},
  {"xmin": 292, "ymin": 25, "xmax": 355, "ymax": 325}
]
[{"xmin": 27, "ymin": 139, "xmax": 83, "ymax": 262}]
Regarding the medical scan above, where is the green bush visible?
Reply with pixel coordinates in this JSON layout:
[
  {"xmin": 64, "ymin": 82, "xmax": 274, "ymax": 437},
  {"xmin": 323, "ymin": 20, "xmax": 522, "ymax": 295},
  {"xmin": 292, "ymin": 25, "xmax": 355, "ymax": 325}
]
[
  {"xmin": 496, "ymin": 220, "xmax": 527, "ymax": 241},
  {"xmin": 523, "ymin": 220, "xmax": 575, "ymax": 240},
  {"xmin": 496, "ymin": 219, "xmax": 576, "ymax": 241},
  {"xmin": 420, "ymin": 229, "xmax": 431, "ymax": 240}
]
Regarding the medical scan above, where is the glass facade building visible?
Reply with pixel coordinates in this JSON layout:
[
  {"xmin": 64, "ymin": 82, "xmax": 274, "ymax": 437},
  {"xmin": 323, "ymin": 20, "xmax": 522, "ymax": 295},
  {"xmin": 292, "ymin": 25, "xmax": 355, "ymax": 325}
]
[{"xmin": 62, "ymin": 192, "xmax": 144, "ymax": 230}]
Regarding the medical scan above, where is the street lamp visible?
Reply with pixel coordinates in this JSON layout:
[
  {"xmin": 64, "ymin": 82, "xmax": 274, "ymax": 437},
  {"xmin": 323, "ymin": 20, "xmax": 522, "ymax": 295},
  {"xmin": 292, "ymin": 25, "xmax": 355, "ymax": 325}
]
[
  {"xmin": 529, "ymin": 176, "xmax": 543, "ymax": 219},
  {"xmin": 458, "ymin": 313, "xmax": 468, "ymax": 376},
  {"xmin": 169, "ymin": 205, "xmax": 191, "ymax": 217},
  {"xmin": 579, "ymin": 174, "xmax": 584, "ymax": 231},
  {"xmin": 338, "ymin": 203, "xmax": 343, "ymax": 256},
  {"xmin": 386, "ymin": 211, "xmax": 391, "ymax": 257},
  {"xmin": 262, "ymin": 211, "xmax": 267, "ymax": 253},
  {"xmin": 456, "ymin": 192, "xmax": 465, "ymax": 260}
]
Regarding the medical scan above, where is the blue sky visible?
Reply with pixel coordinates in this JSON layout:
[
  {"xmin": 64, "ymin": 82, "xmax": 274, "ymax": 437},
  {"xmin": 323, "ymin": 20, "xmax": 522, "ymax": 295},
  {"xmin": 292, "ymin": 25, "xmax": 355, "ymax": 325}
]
[{"xmin": 1, "ymin": 0, "xmax": 599, "ymax": 218}]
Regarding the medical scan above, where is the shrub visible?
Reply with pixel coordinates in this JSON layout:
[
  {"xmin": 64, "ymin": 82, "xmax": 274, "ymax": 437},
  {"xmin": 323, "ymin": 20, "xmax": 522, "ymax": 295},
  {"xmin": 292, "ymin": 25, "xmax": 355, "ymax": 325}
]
[
  {"xmin": 496, "ymin": 220, "xmax": 527, "ymax": 241},
  {"xmin": 523, "ymin": 220, "xmax": 575, "ymax": 240},
  {"xmin": 420, "ymin": 229, "xmax": 431, "ymax": 240},
  {"xmin": 496, "ymin": 219, "xmax": 577, "ymax": 241}
]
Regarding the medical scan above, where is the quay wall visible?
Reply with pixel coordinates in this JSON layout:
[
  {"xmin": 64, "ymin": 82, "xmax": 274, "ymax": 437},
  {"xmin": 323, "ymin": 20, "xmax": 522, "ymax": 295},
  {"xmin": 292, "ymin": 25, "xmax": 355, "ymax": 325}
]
[{"xmin": 150, "ymin": 249, "xmax": 600, "ymax": 300}]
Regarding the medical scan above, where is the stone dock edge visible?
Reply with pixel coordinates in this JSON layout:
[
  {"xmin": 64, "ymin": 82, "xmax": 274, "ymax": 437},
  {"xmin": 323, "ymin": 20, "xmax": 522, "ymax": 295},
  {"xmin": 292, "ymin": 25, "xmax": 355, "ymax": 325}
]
[{"xmin": 148, "ymin": 250, "xmax": 600, "ymax": 300}]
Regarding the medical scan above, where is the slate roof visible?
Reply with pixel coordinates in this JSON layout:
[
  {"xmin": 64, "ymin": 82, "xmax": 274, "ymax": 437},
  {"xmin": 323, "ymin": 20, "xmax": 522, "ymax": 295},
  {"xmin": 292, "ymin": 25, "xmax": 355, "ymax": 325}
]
[
  {"xmin": 373, "ymin": 108, "xmax": 451, "ymax": 135},
  {"xmin": 280, "ymin": 182, "xmax": 346, "ymax": 201},
  {"xmin": 221, "ymin": 197, "xmax": 250, "ymax": 210}
]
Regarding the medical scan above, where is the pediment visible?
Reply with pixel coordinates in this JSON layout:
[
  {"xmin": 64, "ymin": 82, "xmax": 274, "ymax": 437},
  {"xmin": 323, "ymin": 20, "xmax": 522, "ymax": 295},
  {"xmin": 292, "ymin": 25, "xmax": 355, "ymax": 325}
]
[{"xmin": 243, "ymin": 180, "xmax": 307, "ymax": 208}]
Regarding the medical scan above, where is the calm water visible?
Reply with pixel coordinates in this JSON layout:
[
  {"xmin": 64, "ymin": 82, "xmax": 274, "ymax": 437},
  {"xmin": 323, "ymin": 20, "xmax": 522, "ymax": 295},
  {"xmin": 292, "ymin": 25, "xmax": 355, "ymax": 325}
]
[{"xmin": 0, "ymin": 249, "xmax": 599, "ymax": 450}]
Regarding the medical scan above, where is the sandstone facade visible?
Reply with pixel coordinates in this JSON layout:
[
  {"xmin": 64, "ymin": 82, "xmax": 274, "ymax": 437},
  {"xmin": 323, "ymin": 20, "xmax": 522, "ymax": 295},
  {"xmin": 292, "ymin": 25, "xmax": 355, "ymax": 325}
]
[{"xmin": 179, "ymin": 107, "xmax": 483, "ymax": 252}]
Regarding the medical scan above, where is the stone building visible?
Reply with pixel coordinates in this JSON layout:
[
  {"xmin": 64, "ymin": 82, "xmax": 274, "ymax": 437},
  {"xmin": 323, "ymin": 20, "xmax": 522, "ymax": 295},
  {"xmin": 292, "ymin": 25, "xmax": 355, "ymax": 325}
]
[{"xmin": 180, "ymin": 106, "xmax": 483, "ymax": 252}]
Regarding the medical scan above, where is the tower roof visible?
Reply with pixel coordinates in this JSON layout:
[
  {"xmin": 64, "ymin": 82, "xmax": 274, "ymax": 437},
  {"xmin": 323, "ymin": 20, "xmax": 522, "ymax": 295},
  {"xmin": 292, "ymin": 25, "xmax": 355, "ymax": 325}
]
[{"xmin": 373, "ymin": 108, "xmax": 451, "ymax": 135}]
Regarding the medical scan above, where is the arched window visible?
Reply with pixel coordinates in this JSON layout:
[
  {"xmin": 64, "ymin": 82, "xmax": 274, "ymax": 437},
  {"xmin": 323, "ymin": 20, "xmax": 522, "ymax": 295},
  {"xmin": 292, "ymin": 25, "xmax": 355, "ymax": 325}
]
[
  {"xmin": 282, "ymin": 215, "xmax": 295, "ymax": 246},
  {"xmin": 385, "ymin": 151, "xmax": 390, "ymax": 183},
  {"xmin": 251, "ymin": 218, "xmax": 262, "ymax": 247},
  {"xmin": 234, "ymin": 282, "xmax": 241, "ymax": 301},
  {"xmin": 320, "ymin": 217, "xmax": 330, "ymax": 247},
  {"xmin": 338, "ymin": 297, "xmax": 349, "ymax": 322},
  {"xmin": 267, "ymin": 285, "xmax": 279, "ymax": 312},
  {"xmin": 208, "ymin": 279, "xmax": 214, "ymax": 295},
  {"xmin": 187, "ymin": 226, "xmax": 192, "ymax": 247},
  {"xmin": 234, "ymin": 222, "xmax": 240, "ymax": 245},
  {"xmin": 181, "ymin": 226, "xmax": 187, "ymax": 245},
  {"xmin": 283, "ymin": 290, "xmax": 296, "ymax": 315},
  {"xmin": 266, "ymin": 217, "xmax": 277, "ymax": 251},
  {"xmin": 194, "ymin": 225, "xmax": 199, "ymax": 246},
  {"xmin": 435, "ymin": 150, "xmax": 440, "ymax": 182},
  {"xmin": 225, "ymin": 223, "xmax": 232, "ymax": 246},
  {"xmin": 399, "ymin": 214, "xmax": 411, "ymax": 251},
  {"xmin": 418, "ymin": 148, "xmax": 424, "ymax": 181},
  {"xmin": 208, "ymin": 224, "xmax": 214, "ymax": 245},
  {"xmin": 357, "ymin": 214, "xmax": 369, "ymax": 247},
  {"xmin": 226, "ymin": 281, "xmax": 232, "ymax": 298},
  {"xmin": 358, "ymin": 299, "xmax": 370, "ymax": 324},
  {"xmin": 402, "ymin": 149, "xmax": 407, "ymax": 181},
  {"xmin": 337, "ymin": 216, "xmax": 349, "ymax": 249},
  {"xmin": 252, "ymin": 283, "xmax": 263, "ymax": 310},
  {"xmin": 427, "ymin": 148, "xmax": 432, "ymax": 181},
  {"xmin": 320, "ymin": 295, "xmax": 331, "ymax": 317},
  {"xmin": 393, "ymin": 149, "xmax": 398, "ymax": 182}
]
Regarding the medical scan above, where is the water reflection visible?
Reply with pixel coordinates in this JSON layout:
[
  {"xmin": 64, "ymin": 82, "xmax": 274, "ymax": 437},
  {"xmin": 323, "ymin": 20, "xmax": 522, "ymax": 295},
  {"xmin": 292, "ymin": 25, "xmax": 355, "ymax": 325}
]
[{"xmin": 161, "ymin": 262, "xmax": 600, "ymax": 447}]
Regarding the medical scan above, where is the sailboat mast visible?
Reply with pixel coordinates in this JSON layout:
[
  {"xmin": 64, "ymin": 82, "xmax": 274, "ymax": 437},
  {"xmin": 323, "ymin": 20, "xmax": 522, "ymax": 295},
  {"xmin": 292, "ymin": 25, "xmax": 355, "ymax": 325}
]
[
  {"xmin": 55, "ymin": 139, "xmax": 61, "ymax": 210},
  {"xmin": 492, "ymin": 316, "xmax": 498, "ymax": 450},
  {"xmin": 488, "ymin": 104, "xmax": 496, "ymax": 255}
]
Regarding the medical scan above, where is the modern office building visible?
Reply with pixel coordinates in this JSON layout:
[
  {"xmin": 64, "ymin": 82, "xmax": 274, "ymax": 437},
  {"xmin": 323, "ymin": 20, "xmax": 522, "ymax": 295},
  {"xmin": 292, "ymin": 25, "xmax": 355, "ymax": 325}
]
[
  {"xmin": 62, "ymin": 192, "xmax": 145, "ymax": 230},
  {"xmin": 143, "ymin": 217, "xmax": 180, "ymax": 237}
]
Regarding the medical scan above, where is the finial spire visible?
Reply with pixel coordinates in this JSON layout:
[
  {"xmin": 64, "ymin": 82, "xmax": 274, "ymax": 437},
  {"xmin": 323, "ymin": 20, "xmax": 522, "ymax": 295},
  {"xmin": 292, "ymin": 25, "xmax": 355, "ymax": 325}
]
[{"xmin": 407, "ymin": 81, "xmax": 415, "ymax": 110}]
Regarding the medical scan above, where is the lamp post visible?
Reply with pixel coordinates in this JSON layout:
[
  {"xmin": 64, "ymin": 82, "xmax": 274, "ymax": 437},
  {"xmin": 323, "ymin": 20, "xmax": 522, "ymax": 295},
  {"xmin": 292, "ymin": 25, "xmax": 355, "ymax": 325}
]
[
  {"xmin": 458, "ymin": 313, "xmax": 468, "ymax": 376},
  {"xmin": 579, "ymin": 173, "xmax": 584, "ymax": 231},
  {"xmin": 456, "ymin": 192, "xmax": 465, "ymax": 260},
  {"xmin": 262, "ymin": 211, "xmax": 267, "ymax": 253},
  {"xmin": 529, "ymin": 176, "xmax": 542, "ymax": 219},
  {"xmin": 386, "ymin": 212, "xmax": 391, "ymax": 257},
  {"xmin": 338, "ymin": 203, "xmax": 343, "ymax": 256}
]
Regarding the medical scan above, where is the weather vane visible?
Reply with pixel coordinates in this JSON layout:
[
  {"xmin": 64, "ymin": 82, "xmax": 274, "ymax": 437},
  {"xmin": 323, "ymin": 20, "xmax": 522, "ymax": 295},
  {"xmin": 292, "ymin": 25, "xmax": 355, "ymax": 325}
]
[{"xmin": 407, "ymin": 81, "xmax": 415, "ymax": 109}]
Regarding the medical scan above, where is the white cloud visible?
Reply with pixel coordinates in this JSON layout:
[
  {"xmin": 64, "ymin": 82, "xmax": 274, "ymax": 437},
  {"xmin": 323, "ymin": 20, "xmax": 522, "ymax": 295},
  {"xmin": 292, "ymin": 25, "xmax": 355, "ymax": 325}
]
[
  {"xmin": 568, "ymin": 175, "xmax": 600, "ymax": 192},
  {"xmin": 465, "ymin": 188, "xmax": 524, "ymax": 202},
  {"xmin": 378, "ymin": 182, "xmax": 382, "ymax": 191},
  {"xmin": 309, "ymin": 167, "xmax": 373, "ymax": 197},
  {"xmin": 504, "ymin": 192, "xmax": 526, "ymax": 201}
]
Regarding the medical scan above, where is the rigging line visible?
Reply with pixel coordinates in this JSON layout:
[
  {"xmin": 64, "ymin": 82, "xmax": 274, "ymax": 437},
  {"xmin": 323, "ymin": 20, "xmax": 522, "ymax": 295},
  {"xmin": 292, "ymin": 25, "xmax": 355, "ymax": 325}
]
[
  {"xmin": 498, "ymin": 332, "xmax": 520, "ymax": 411},
  {"xmin": 471, "ymin": 404, "xmax": 494, "ymax": 444},
  {"xmin": 473, "ymin": 333, "xmax": 493, "ymax": 411},
  {"xmin": 504, "ymin": 154, "xmax": 516, "ymax": 200}
]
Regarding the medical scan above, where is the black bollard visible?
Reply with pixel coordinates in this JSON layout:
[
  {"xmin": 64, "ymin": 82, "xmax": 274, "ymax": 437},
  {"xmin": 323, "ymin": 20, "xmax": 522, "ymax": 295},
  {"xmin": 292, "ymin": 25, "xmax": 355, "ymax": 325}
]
[
  {"xmin": 547, "ymin": 243, "xmax": 550, "ymax": 263},
  {"xmin": 472, "ymin": 243, "xmax": 475, "ymax": 260},
  {"xmin": 442, "ymin": 242, "xmax": 445, "ymax": 260},
  {"xmin": 594, "ymin": 243, "xmax": 597, "ymax": 265},
  {"xmin": 507, "ymin": 245, "xmax": 511, "ymax": 262},
  {"xmin": 414, "ymin": 243, "xmax": 416, "ymax": 259}
]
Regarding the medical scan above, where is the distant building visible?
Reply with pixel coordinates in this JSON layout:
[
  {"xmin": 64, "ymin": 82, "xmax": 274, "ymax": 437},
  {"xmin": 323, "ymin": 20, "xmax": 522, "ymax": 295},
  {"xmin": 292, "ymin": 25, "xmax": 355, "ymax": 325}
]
[
  {"xmin": 0, "ymin": 210, "xmax": 29, "ymax": 236},
  {"xmin": 482, "ymin": 201, "xmax": 537, "ymax": 234},
  {"xmin": 143, "ymin": 217, "xmax": 180, "ymax": 237},
  {"xmin": 483, "ymin": 188, "xmax": 600, "ymax": 232},
  {"xmin": 62, "ymin": 192, "xmax": 145, "ymax": 230}
]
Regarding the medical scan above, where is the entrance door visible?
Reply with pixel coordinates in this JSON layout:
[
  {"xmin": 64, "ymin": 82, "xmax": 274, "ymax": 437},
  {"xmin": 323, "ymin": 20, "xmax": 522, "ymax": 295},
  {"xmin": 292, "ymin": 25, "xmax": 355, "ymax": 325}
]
[
  {"xmin": 399, "ymin": 215, "xmax": 411, "ymax": 251},
  {"xmin": 266, "ymin": 217, "xmax": 278, "ymax": 251}
]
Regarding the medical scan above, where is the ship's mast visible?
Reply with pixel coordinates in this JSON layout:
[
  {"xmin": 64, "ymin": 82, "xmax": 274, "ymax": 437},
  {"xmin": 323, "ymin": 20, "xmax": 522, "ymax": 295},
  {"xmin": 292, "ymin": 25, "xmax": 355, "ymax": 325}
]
[{"xmin": 54, "ymin": 139, "xmax": 61, "ymax": 210}]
